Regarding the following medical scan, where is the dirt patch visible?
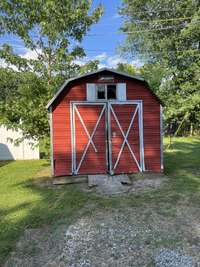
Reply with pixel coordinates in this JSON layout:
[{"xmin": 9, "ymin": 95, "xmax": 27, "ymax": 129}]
[
  {"xmin": 4, "ymin": 205, "xmax": 200, "ymax": 267},
  {"xmin": 32, "ymin": 167, "xmax": 53, "ymax": 188},
  {"xmin": 130, "ymin": 177, "xmax": 168, "ymax": 192},
  {"xmin": 33, "ymin": 170, "xmax": 168, "ymax": 196},
  {"xmin": 88, "ymin": 174, "xmax": 131, "ymax": 195},
  {"xmin": 87, "ymin": 174, "xmax": 167, "ymax": 196}
]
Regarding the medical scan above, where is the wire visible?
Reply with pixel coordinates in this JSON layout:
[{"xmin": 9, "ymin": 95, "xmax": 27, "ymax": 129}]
[
  {"xmin": 86, "ymin": 49, "xmax": 199, "ymax": 53},
  {"xmin": 102, "ymin": 7, "xmax": 198, "ymax": 19},
  {"xmin": 0, "ymin": 43, "xmax": 199, "ymax": 53},
  {"xmin": 86, "ymin": 22, "xmax": 200, "ymax": 36},
  {"xmin": 0, "ymin": 21, "xmax": 199, "ymax": 41},
  {"xmin": 84, "ymin": 19, "xmax": 199, "ymax": 28},
  {"xmin": 128, "ymin": 16, "xmax": 200, "ymax": 24},
  {"xmin": 0, "ymin": 23, "xmax": 198, "ymax": 40},
  {"xmin": 86, "ymin": 26, "xmax": 182, "ymax": 36},
  {"xmin": 116, "ymin": 7, "xmax": 198, "ymax": 15},
  {"xmin": 1, "ymin": 44, "xmax": 198, "ymax": 57},
  {"xmin": 129, "ymin": 49, "xmax": 200, "ymax": 56},
  {"xmin": 86, "ymin": 49, "xmax": 200, "ymax": 57},
  {"xmin": 95, "ymin": 18, "xmax": 200, "ymax": 27}
]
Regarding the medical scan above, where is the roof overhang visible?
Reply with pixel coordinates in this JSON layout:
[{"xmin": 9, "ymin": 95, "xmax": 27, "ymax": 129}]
[{"xmin": 46, "ymin": 67, "xmax": 163, "ymax": 110}]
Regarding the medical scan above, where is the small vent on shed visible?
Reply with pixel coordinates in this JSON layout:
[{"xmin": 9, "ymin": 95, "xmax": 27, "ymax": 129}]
[{"xmin": 99, "ymin": 76, "xmax": 114, "ymax": 81}]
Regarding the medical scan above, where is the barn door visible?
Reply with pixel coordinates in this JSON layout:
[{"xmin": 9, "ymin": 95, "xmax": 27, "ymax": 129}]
[
  {"xmin": 71, "ymin": 103, "xmax": 107, "ymax": 174},
  {"xmin": 108, "ymin": 102, "xmax": 145, "ymax": 174}
]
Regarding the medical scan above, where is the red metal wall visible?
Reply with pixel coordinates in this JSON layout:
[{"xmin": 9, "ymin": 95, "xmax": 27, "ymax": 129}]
[{"xmin": 52, "ymin": 71, "xmax": 161, "ymax": 176}]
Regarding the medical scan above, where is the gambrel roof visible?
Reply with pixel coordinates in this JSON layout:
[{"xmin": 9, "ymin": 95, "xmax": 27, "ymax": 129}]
[{"xmin": 46, "ymin": 67, "xmax": 162, "ymax": 110}]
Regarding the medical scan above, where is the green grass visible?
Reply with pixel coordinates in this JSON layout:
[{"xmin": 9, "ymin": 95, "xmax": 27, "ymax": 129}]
[
  {"xmin": 0, "ymin": 160, "xmax": 89, "ymax": 263},
  {"xmin": 163, "ymin": 136, "xmax": 200, "ymax": 203},
  {"xmin": 126, "ymin": 136, "xmax": 200, "ymax": 207},
  {"xmin": 0, "ymin": 136, "xmax": 200, "ymax": 264}
]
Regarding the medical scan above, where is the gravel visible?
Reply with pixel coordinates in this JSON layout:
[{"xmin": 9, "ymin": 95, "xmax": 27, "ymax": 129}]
[
  {"xmin": 155, "ymin": 248, "xmax": 194, "ymax": 267},
  {"xmin": 4, "ymin": 203, "xmax": 200, "ymax": 267}
]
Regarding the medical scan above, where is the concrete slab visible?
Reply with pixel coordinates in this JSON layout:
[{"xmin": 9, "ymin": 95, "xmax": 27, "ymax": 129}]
[
  {"xmin": 88, "ymin": 174, "xmax": 131, "ymax": 195},
  {"xmin": 114, "ymin": 174, "xmax": 132, "ymax": 185},
  {"xmin": 88, "ymin": 174, "xmax": 108, "ymax": 187}
]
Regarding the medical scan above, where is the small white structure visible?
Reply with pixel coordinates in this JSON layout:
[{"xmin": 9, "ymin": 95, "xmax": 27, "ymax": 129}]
[{"xmin": 0, "ymin": 125, "xmax": 39, "ymax": 160}]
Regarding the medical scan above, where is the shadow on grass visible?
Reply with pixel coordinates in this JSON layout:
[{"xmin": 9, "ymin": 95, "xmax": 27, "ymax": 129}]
[
  {"xmin": 0, "ymin": 165, "xmax": 126, "ymax": 264},
  {"xmin": 0, "ymin": 183, "xmax": 89, "ymax": 264},
  {"xmin": 1, "ymin": 138, "xmax": 200, "ymax": 264},
  {"xmin": 0, "ymin": 160, "xmax": 13, "ymax": 168}
]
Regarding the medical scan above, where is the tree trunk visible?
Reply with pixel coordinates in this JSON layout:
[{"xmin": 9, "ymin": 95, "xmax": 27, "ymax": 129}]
[{"xmin": 190, "ymin": 123, "xmax": 194, "ymax": 136}]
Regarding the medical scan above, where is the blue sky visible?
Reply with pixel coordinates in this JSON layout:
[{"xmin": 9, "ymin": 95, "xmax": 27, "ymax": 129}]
[
  {"xmin": 0, "ymin": 0, "xmax": 140, "ymax": 68},
  {"xmin": 80, "ymin": 0, "xmax": 127, "ymax": 68}
]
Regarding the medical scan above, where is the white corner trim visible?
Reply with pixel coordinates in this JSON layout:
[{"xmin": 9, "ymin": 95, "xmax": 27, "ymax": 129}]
[
  {"xmin": 49, "ymin": 107, "xmax": 54, "ymax": 176},
  {"xmin": 160, "ymin": 105, "xmax": 164, "ymax": 170}
]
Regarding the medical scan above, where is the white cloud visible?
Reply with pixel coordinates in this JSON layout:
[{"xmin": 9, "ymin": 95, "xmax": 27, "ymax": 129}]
[
  {"xmin": 74, "ymin": 58, "xmax": 87, "ymax": 66},
  {"xmin": 94, "ymin": 52, "xmax": 107, "ymax": 61},
  {"xmin": 73, "ymin": 52, "xmax": 143, "ymax": 70},
  {"xmin": 106, "ymin": 55, "xmax": 127, "ymax": 68},
  {"xmin": 98, "ymin": 63, "xmax": 107, "ymax": 69},
  {"xmin": 111, "ymin": 13, "xmax": 122, "ymax": 20},
  {"xmin": 0, "ymin": 46, "xmax": 142, "ymax": 71},
  {"xmin": 9, "ymin": 46, "xmax": 143, "ymax": 69},
  {"xmin": 74, "ymin": 52, "xmax": 108, "ymax": 66},
  {"xmin": 130, "ymin": 59, "xmax": 144, "ymax": 68},
  {"xmin": 0, "ymin": 58, "xmax": 7, "ymax": 68},
  {"xmin": 21, "ymin": 48, "xmax": 42, "ymax": 60},
  {"xmin": 0, "ymin": 58, "xmax": 18, "ymax": 71},
  {"xmin": 0, "ymin": 48, "xmax": 43, "ymax": 71}
]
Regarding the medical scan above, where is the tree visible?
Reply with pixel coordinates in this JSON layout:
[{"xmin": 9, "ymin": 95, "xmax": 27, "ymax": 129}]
[
  {"xmin": 140, "ymin": 63, "xmax": 167, "ymax": 93},
  {"xmin": 0, "ymin": 1, "xmax": 103, "ymax": 140},
  {"xmin": 116, "ymin": 63, "xmax": 139, "ymax": 75},
  {"xmin": 119, "ymin": 0, "xmax": 200, "ymax": 135},
  {"xmin": 0, "ymin": 68, "xmax": 49, "ymax": 139}
]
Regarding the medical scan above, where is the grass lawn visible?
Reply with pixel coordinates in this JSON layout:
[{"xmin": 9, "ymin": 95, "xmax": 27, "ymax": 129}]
[{"xmin": 0, "ymin": 136, "xmax": 200, "ymax": 264}]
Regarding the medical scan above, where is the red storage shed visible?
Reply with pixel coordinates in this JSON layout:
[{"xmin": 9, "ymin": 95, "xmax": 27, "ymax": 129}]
[{"xmin": 47, "ymin": 68, "xmax": 163, "ymax": 177}]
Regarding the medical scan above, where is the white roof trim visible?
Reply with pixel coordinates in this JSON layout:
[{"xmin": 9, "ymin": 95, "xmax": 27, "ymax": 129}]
[{"xmin": 46, "ymin": 67, "xmax": 145, "ymax": 110}]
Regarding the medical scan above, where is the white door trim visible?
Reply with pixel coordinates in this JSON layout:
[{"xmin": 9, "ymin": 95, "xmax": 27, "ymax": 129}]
[
  {"xmin": 71, "ymin": 102, "xmax": 106, "ymax": 174},
  {"xmin": 108, "ymin": 101, "xmax": 145, "ymax": 174},
  {"xmin": 70, "ymin": 101, "xmax": 145, "ymax": 175}
]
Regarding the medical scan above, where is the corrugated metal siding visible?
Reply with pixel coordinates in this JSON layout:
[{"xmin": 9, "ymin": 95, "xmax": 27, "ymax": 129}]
[{"xmin": 52, "ymin": 72, "xmax": 161, "ymax": 177}]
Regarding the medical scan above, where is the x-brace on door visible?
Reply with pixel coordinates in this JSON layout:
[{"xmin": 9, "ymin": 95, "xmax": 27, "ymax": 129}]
[
  {"xmin": 71, "ymin": 102, "xmax": 107, "ymax": 175},
  {"xmin": 71, "ymin": 101, "xmax": 145, "ymax": 175},
  {"xmin": 108, "ymin": 101, "xmax": 145, "ymax": 174}
]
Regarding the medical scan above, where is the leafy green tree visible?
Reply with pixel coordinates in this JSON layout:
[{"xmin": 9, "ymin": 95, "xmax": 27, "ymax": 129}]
[
  {"xmin": 116, "ymin": 63, "xmax": 139, "ymax": 75},
  {"xmin": 140, "ymin": 63, "xmax": 167, "ymax": 92},
  {"xmin": 120, "ymin": 0, "xmax": 200, "ymax": 135},
  {"xmin": 0, "ymin": 68, "xmax": 49, "ymax": 139},
  {"xmin": 0, "ymin": 0, "xmax": 103, "ymax": 140}
]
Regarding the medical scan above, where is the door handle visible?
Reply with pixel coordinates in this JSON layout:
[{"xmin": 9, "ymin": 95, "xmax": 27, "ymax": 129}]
[{"xmin": 112, "ymin": 131, "xmax": 117, "ymax": 137}]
